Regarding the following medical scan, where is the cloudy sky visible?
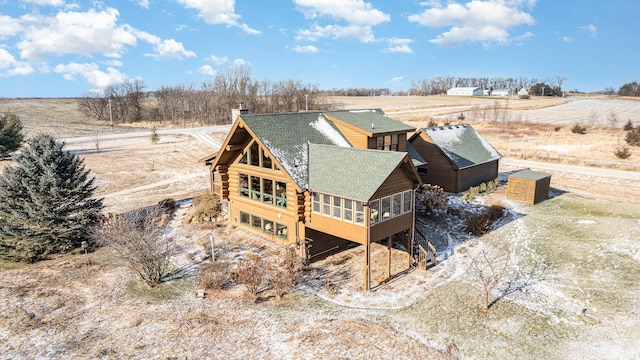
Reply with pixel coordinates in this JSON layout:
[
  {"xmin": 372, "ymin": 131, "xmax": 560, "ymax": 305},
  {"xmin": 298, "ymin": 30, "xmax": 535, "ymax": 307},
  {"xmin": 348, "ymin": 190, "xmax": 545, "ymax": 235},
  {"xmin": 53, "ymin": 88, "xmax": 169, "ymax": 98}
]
[{"xmin": 0, "ymin": 0, "xmax": 637, "ymax": 97}]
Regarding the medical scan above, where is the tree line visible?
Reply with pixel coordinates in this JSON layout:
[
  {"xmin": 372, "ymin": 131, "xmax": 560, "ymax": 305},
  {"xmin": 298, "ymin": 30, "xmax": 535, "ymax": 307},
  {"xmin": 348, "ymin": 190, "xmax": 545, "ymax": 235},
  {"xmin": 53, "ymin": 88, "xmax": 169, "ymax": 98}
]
[
  {"xmin": 79, "ymin": 65, "xmax": 330, "ymax": 126},
  {"xmin": 407, "ymin": 75, "xmax": 568, "ymax": 96}
]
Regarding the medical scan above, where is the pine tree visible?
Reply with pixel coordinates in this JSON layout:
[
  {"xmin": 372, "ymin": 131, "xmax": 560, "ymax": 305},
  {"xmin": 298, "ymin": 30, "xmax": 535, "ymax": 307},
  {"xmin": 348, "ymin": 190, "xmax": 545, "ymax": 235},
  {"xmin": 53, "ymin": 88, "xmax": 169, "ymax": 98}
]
[
  {"xmin": 0, "ymin": 134, "xmax": 103, "ymax": 262},
  {"xmin": 0, "ymin": 113, "xmax": 24, "ymax": 158}
]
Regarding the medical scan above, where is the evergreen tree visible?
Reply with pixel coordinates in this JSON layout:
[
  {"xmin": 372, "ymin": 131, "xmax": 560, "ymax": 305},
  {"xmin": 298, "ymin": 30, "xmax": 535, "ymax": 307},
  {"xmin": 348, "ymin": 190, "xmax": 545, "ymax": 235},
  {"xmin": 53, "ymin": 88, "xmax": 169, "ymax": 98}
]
[
  {"xmin": 0, "ymin": 113, "xmax": 24, "ymax": 158},
  {"xmin": 0, "ymin": 134, "xmax": 103, "ymax": 262}
]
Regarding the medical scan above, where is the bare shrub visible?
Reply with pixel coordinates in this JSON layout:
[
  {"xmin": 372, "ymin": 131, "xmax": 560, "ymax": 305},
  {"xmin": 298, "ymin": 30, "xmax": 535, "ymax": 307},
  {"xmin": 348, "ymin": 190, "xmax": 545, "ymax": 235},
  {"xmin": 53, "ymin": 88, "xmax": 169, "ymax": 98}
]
[
  {"xmin": 266, "ymin": 247, "xmax": 301, "ymax": 300},
  {"xmin": 571, "ymin": 123, "xmax": 587, "ymax": 134},
  {"xmin": 416, "ymin": 184, "xmax": 448, "ymax": 216},
  {"xmin": 465, "ymin": 205, "xmax": 505, "ymax": 236},
  {"xmin": 625, "ymin": 125, "xmax": 640, "ymax": 146},
  {"xmin": 230, "ymin": 253, "xmax": 265, "ymax": 296},
  {"xmin": 93, "ymin": 205, "xmax": 172, "ymax": 287},
  {"xmin": 623, "ymin": 119, "xmax": 634, "ymax": 131},
  {"xmin": 607, "ymin": 111, "xmax": 618, "ymax": 127},
  {"xmin": 427, "ymin": 119, "xmax": 438, "ymax": 128},
  {"xmin": 614, "ymin": 145, "xmax": 632, "ymax": 159},
  {"xmin": 186, "ymin": 193, "xmax": 222, "ymax": 223},
  {"xmin": 197, "ymin": 262, "xmax": 230, "ymax": 290},
  {"xmin": 554, "ymin": 126, "xmax": 562, "ymax": 132}
]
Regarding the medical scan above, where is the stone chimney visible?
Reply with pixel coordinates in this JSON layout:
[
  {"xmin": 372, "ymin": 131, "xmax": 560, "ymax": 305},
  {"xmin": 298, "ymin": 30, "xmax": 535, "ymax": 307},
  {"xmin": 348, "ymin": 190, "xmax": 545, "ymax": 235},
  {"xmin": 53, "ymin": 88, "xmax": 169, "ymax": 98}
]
[{"xmin": 231, "ymin": 102, "xmax": 249, "ymax": 123}]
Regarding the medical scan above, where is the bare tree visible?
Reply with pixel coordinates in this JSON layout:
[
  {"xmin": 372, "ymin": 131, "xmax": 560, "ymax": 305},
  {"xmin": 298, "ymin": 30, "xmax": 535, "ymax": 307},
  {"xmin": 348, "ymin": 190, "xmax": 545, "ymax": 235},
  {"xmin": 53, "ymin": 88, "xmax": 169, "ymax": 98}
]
[
  {"xmin": 466, "ymin": 241, "xmax": 551, "ymax": 311},
  {"xmin": 93, "ymin": 206, "xmax": 173, "ymax": 287}
]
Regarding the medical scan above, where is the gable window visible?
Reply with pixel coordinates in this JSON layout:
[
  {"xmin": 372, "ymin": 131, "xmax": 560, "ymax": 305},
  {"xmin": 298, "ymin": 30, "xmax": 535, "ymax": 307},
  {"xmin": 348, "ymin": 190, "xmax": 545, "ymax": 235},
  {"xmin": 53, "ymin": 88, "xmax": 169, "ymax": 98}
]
[
  {"xmin": 343, "ymin": 199, "xmax": 353, "ymax": 222},
  {"xmin": 249, "ymin": 142, "xmax": 260, "ymax": 166},
  {"xmin": 392, "ymin": 193, "xmax": 402, "ymax": 217},
  {"xmin": 332, "ymin": 197, "xmax": 342, "ymax": 220},
  {"xmin": 381, "ymin": 196, "xmax": 391, "ymax": 221},
  {"xmin": 403, "ymin": 190, "xmax": 412, "ymax": 213},
  {"xmin": 369, "ymin": 199, "xmax": 380, "ymax": 224},
  {"xmin": 261, "ymin": 150, "xmax": 272, "ymax": 169}
]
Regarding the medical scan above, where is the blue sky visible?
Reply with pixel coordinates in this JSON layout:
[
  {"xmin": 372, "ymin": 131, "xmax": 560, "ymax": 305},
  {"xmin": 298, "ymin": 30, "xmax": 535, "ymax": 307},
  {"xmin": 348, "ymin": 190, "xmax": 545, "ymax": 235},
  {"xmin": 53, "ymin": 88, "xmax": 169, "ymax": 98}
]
[{"xmin": 0, "ymin": 0, "xmax": 637, "ymax": 97}]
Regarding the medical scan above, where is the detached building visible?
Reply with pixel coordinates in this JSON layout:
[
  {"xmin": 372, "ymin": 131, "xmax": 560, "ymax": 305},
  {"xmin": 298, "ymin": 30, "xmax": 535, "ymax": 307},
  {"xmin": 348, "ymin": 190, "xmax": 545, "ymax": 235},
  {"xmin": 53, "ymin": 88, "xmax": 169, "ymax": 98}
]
[
  {"xmin": 447, "ymin": 87, "xmax": 483, "ymax": 96},
  {"xmin": 409, "ymin": 124, "xmax": 502, "ymax": 193}
]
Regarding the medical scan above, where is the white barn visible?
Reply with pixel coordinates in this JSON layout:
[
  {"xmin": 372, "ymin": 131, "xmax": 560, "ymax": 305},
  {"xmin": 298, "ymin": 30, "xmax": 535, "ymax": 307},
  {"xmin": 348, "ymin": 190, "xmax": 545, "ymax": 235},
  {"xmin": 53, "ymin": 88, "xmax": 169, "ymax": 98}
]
[
  {"xmin": 491, "ymin": 89, "xmax": 513, "ymax": 96},
  {"xmin": 447, "ymin": 87, "xmax": 483, "ymax": 96}
]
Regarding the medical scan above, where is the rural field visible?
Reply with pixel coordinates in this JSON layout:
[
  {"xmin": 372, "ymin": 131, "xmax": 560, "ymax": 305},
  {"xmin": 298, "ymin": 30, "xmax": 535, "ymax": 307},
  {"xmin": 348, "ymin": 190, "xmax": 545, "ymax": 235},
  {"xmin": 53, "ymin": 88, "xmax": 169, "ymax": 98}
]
[{"xmin": 1, "ymin": 95, "xmax": 639, "ymax": 359}]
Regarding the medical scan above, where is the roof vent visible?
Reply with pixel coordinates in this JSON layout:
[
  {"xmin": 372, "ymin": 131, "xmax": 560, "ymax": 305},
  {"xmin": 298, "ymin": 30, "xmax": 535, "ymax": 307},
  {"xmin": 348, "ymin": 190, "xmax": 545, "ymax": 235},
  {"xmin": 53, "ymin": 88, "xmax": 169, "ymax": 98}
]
[{"xmin": 372, "ymin": 123, "xmax": 375, "ymax": 129}]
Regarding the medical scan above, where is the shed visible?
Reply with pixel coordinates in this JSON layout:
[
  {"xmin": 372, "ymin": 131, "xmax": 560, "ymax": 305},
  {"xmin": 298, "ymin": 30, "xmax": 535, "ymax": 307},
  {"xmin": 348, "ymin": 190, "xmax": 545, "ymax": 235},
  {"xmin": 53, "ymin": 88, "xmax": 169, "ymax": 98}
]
[{"xmin": 506, "ymin": 169, "xmax": 551, "ymax": 204}]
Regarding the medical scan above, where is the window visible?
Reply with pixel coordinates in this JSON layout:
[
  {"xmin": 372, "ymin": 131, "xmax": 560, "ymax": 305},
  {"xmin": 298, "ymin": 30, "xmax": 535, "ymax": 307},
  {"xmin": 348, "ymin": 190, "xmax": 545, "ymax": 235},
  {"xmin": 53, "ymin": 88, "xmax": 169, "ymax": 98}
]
[
  {"xmin": 250, "ymin": 176, "xmax": 261, "ymax": 200},
  {"xmin": 240, "ymin": 211, "xmax": 250, "ymax": 225},
  {"xmin": 264, "ymin": 220, "xmax": 274, "ymax": 235},
  {"xmin": 249, "ymin": 142, "xmax": 259, "ymax": 166},
  {"xmin": 276, "ymin": 223, "xmax": 288, "ymax": 239},
  {"xmin": 312, "ymin": 193, "xmax": 320, "ymax": 213},
  {"xmin": 343, "ymin": 199, "xmax": 353, "ymax": 222},
  {"xmin": 251, "ymin": 214, "xmax": 262, "ymax": 229},
  {"xmin": 239, "ymin": 174, "xmax": 249, "ymax": 198},
  {"xmin": 377, "ymin": 134, "xmax": 401, "ymax": 151},
  {"xmin": 381, "ymin": 196, "xmax": 391, "ymax": 221},
  {"xmin": 262, "ymin": 178, "xmax": 273, "ymax": 205},
  {"xmin": 322, "ymin": 194, "xmax": 331, "ymax": 216},
  {"xmin": 239, "ymin": 151, "xmax": 248, "ymax": 164},
  {"xmin": 392, "ymin": 193, "xmax": 402, "ymax": 217},
  {"xmin": 354, "ymin": 202, "xmax": 364, "ymax": 225},
  {"xmin": 332, "ymin": 197, "xmax": 342, "ymax": 219},
  {"xmin": 261, "ymin": 149, "xmax": 272, "ymax": 169},
  {"xmin": 369, "ymin": 199, "xmax": 379, "ymax": 224},
  {"xmin": 403, "ymin": 190, "xmax": 412, "ymax": 213},
  {"xmin": 275, "ymin": 181, "xmax": 287, "ymax": 208}
]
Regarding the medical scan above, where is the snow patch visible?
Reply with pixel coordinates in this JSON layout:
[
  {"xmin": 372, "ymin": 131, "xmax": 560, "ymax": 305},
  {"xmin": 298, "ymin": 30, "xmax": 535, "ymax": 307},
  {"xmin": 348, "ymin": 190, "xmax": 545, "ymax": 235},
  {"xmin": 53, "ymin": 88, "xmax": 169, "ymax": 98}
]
[
  {"xmin": 310, "ymin": 115, "xmax": 351, "ymax": 147},
  {"xmin": 577, "ymin": 219, "xmax": 597, "ymax": 225}
]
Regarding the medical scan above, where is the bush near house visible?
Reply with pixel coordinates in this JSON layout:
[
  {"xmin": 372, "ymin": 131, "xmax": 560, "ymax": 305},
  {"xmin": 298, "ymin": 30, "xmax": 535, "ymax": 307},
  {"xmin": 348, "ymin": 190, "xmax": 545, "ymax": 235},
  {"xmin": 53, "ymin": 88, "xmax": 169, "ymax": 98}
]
[
  {"xmin": 625, "ymin": 125, "xmax": 640, "ymax": 146},
  {"xmin": 571, "ymin": 123, "xmax": 587, "ymax": 134}
]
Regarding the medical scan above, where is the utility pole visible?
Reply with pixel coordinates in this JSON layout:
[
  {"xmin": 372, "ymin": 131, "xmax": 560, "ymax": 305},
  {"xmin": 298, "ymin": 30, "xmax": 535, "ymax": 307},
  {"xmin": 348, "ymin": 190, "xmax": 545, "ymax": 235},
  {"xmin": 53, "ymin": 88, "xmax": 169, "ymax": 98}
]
[
  {"xmin": 108, "ymin": 97, "xmax": 114, "ymax": 134},
  {"xmin": 305, "ymin": 94, "xmax": 308, "ymax": 111}
]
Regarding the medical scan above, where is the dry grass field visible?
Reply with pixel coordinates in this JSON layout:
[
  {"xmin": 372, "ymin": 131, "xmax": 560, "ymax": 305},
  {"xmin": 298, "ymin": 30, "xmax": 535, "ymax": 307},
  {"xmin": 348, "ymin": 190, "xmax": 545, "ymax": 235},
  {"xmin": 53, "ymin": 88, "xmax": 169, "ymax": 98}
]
[{"xmin": 1, "ymin": 96, "xmax": 640, "ymax": 359}]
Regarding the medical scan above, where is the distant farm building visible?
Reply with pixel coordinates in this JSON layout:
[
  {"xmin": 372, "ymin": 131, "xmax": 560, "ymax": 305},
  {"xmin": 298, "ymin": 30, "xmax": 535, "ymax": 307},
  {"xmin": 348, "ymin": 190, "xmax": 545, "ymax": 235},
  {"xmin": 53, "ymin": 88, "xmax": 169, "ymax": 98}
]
[
  {"xmin": 409, "ymin": 124, "xmax": 502, "ymax": 193},
  {"xmin": 447, "ymin": 87, "xmax": 483, "ymax": 96},
  {"xmin": 506, "ymin": 169, "xmax": 551, "ymax": 204},
  {"xmin": 490, "ymin": 89, "xmax": 513, "ymax": 96}
]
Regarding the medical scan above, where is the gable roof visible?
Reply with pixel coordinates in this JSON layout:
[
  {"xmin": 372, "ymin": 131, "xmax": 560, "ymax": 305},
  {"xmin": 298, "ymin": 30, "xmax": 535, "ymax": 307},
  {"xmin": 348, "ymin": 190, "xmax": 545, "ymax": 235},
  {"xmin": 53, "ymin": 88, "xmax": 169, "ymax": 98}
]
[
  {"xmin": 421, "ymin": 124, "xmax": 501, "ymax": 169},
  {"xmin": 308, "ymin": 143, "xmax": 414, "ymax": 201},
  {"xmin": 324, "ymin": 109, "xmax": 415, "ymax": 136},
  {"xmin": 406, "ymin": 141, "xmax": 427, "ymax": 167},
  {"xmin": 240, "ymin": 112, "xmax": 352, "ymax": 189}
]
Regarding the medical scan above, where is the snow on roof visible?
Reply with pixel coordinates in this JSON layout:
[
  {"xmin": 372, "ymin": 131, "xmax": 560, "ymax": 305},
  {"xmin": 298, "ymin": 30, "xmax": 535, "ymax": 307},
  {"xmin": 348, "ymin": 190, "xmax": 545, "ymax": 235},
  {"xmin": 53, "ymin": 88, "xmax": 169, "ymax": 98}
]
[
  {"xmin": 310, "ymin": 114, "xmax": 351, "ymax": 147},
  {"xmin": 424, "ymin": 124, "xmax": 501, "ymax": 169}
]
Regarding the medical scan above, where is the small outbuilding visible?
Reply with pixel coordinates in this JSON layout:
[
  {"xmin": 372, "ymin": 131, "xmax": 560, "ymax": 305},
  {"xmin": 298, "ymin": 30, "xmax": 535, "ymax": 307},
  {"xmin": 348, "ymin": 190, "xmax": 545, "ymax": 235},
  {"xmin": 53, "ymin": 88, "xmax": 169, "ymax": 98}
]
[{"xmin": 506, "ymin": 169, "xmax": 551, "ymax": 204}]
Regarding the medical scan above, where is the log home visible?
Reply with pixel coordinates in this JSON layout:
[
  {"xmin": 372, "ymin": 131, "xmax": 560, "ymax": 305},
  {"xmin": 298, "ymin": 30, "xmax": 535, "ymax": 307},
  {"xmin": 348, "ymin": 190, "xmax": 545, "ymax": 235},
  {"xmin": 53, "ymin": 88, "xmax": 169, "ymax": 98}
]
[
  {"xmin": 409, "ymin": 124, "xmax": 502, "ymax": 193},
  {"xmin": 203, "ymin": 109, "xmax": 423, "ymax": 290}
]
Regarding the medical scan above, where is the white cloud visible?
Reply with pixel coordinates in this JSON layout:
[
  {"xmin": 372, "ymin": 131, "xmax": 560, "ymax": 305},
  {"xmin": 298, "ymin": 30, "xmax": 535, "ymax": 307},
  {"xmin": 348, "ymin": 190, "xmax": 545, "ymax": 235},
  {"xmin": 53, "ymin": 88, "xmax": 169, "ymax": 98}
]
[
  {"xmin": 199, "ymin": 65, "xmax": 217, "ymax": 76},
  {"xmin": 206, "ymin": 55, "xmax": 229, "ymax": 65},
  {"xmin": 54, "ymin": 62, "xmax": 126, "ymax": 90},
  {"xmin": 19, "ymin": 0, "xmax": 65, "ymax": 6},
  {"xmin": 0, "ymin": 48, "xmax": 34, "ymax": 76},
  {"xmin": 176, "ymin": 0, "xmax": 260, "ymax": 35},
  {"xmin": 390, "ymin": 76, "xmax": 404, "ymax": 84},
  {"xmin": 562, "ymin": 36, "xmax": 572, "ymax": 43},
  {"xmin": 0, "ymin": 15, "xmax": 23, "ymax": 39},
  {"xmin": 17, "ymin": 8, "xmax": 138, "ymax": 62},
  {"xmin": 147, "ymin": 39, "xmax": 196, "ymax": 59},
  {"xmin": 292, "ymin": 45, "xmax": 320, "ymax": 53},
  {"xmin": 408, "ymin": 0, "xmax": 535, "ymax": 47},
  {"xmin": 135, "ymin": 0, "xmax": 150, "ymax": 9},
  {"xmin": 383, "ymin": 38, "xmax": 414, "ymax": 53},
  {"xmin": 231, "ymin": 58, "xmax": 248, "ymax": 67},
  {"xmin": 293, "ymin": 0, "xmax": 389, "ymax": 43},
  {"xmin": 579, "ymin": 24, "xmax": 598, "ymax": 37}
]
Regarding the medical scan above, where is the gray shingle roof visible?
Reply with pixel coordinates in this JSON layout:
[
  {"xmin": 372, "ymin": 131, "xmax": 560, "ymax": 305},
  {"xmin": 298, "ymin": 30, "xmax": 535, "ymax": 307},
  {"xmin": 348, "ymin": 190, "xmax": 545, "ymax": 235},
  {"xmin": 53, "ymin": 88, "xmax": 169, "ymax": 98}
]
[
  {"xmin": 308, "ymin": 143, "xmax": 408, "ymax": 201},
  {"xmin": 325, "ymin": 109, "xmax": 415, "ymax": 134},
  {"xmin": 509, "ymin": 169, "xmax": 550, "ymax": 181},
  {"xmin": 423, "ymin": 124, "xmax": 501, "ymax": 169},
  {"xmin": 241, "ymin": 112, "xmax": 351, "ymax": 189},
  {"xmin": 406, "ymin": 141, "xmax": 427, "ymax": 167}
]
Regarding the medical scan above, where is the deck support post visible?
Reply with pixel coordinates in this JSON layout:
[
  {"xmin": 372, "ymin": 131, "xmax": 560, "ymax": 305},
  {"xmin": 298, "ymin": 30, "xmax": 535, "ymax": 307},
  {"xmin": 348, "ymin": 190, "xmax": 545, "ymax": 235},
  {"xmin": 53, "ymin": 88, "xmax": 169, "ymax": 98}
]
[{"xmin": 386, "ymin": 236, "xmax": 392, "ymax": 280}]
